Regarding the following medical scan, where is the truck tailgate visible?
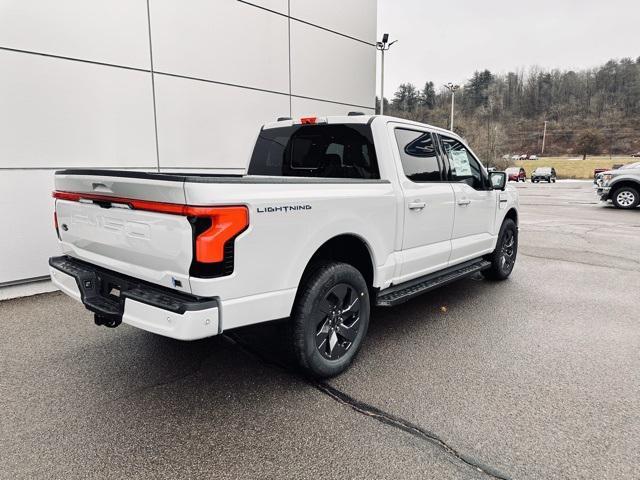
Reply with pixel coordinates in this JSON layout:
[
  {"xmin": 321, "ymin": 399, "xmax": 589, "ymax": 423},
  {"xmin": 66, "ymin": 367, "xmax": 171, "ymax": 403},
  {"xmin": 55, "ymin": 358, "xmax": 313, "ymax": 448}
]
[{"xmin": 54, "ymin": 172, "xmax": 194, "ymax": 293}]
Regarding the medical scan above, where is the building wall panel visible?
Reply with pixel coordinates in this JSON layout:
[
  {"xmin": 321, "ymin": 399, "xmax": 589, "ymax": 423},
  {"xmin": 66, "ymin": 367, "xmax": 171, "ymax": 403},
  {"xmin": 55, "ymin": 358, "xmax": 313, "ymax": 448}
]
[
  {"xmin": 0, "ymin": 0, "xmax": 150, "ymax": 69},
  {"xmin": 291, "ymin": 97, "xmax": 375, "ymax": 118},
  {"xmin": 150, "ymin": 0, "xmax": 289, "ymax": 93},
  {"xmin": 0, "ymin": 171, "xmax": 58, "ymax": 284},
  {"xmin": 290, "ymin": 0, "xmax": 377, "ymax": 43},
  {"xmin": 155, "ymin": 74, "xmax": 289, "ymax": 170},
  {"xmin": 290, "ymin": 21, "xmax": 376, "ymax": 108},
  {"xmin": 241, "ymin": 0, "xmax": 288, "ymax": 15},
  {"xmin": 0, "ymin": 0, "xmax": 377, "ymax": 288},
  {"xmin": 0, "ymin": 50, "xmax": 157, "ymax": 169}
]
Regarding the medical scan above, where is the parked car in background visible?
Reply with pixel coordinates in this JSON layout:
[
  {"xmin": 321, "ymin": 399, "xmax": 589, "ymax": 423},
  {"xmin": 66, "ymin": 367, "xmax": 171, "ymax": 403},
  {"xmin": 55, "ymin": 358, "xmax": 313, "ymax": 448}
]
[
  {"xmin": 631, "ymin": 152, "xmax": 640, "ymax": 158},
  {"xmin": 505, "ymin": 167, "xmax": 526, "ymax": 182},
  {"xmin": 528, "ymin": 155, "xmax": 538, "ymax": 160},
  {"xmin": 532, "ymin": 167, "xmax": 557, "ymax": 183},
  {"xmin": 519, "ymin": 154, "xmax": 528, "ymax": 160},
  {"xmin": 511, "ymin": 155, "xmax": 520, "ymax": 161},
  {"xmin": 596, "ymin": 163, "xmax": 640, "ymax": 209}
]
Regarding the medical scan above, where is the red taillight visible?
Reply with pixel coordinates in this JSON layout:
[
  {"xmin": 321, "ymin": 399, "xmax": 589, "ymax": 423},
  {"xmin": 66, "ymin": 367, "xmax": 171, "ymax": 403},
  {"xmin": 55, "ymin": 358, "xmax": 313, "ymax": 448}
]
[
  {"xmin": 300, "ymin": 116, "xmax": 317, "ymax": 125},
  {"xmin": 191, "ymin": 207, "xmax": 248, "ymax": 263},
  {"xmin": 52, "ymin": 191, "xmax": 249, "ymax": 265}
]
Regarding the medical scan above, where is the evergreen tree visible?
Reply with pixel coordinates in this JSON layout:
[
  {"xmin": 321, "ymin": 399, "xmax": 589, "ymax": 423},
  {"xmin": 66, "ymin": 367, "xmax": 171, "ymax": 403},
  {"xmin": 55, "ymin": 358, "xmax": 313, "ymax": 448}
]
[{"xmin": 420, "ymin": 81, "xmax": 436, "ymax": 109}]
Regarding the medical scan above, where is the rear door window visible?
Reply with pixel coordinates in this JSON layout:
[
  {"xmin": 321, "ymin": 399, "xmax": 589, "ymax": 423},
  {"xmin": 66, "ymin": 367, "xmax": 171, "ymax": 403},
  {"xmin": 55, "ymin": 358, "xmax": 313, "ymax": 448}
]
[
  {"xmin": 248, "ymin": 124, "xmax": 379, "ymax": 179},
  {"xmin": 394, "ymin": 128, "xmax": 443, "ymax": 182}
]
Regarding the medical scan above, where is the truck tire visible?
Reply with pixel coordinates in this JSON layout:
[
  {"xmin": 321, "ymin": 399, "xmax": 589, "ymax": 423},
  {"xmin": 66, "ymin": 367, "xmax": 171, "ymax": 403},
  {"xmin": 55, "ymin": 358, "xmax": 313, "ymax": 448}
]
[
  {"xmin": 611, "ymin": 186, "xmax": 639, "ymax": 209},
  {"xmin": 482, "ymin": 218, "xmax": 518, "ymax": 281},
  {"xmin": 291, "ymin": 261, "xmax": 370, "ymax": 378}
]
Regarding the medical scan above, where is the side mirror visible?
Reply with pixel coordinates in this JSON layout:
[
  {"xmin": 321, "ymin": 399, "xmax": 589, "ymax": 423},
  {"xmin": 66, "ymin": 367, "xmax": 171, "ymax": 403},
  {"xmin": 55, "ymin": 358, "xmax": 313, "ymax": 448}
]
[{"xmin": 489, "ymin": 171, "xmax": 507, "ymax": 191}]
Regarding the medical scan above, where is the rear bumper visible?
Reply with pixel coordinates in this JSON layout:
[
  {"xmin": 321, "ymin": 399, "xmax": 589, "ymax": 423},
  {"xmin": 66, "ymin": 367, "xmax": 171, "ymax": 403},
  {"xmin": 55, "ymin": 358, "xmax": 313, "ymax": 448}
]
[{"xmin": 49, "ymin": 256, "xmax": 220, "ymax": 340}]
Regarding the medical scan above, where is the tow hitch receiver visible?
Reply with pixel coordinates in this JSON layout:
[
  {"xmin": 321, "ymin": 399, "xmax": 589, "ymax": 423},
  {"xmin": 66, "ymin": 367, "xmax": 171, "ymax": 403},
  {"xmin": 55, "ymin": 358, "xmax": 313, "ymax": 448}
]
[{"xmin": 94, "ymin": 314, "xmax": 122, "ymax": 328}]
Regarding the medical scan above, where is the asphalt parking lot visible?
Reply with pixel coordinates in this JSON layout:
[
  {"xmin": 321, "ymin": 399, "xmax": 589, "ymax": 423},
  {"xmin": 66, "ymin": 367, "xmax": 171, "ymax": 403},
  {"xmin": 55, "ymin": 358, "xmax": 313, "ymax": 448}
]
[{"xmin": 2, "ymin": 181, "xmax": 639, "ymax": 479}]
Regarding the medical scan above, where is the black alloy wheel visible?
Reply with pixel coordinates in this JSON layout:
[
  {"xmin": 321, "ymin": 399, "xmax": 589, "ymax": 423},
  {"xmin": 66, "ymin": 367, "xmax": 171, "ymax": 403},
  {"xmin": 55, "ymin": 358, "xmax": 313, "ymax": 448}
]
[
  {"xmin": 315, "ymin": 284, "xmax": 362, "ymax": 360},
  {"xmin": 290, "ymin": 261, "xmax": 370, "ymax": 378},
  {"xmin": 499, "ymin": 228, "xmax": 516, "ymax": 275},
  {"xmin": 482, "ymin": 218, "xmax": 518, "ymax": 280}
]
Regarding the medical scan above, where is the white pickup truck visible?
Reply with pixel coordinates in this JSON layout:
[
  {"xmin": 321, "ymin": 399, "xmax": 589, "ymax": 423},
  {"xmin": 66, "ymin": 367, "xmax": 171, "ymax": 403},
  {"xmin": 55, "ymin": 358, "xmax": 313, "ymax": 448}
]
[{"xmin": 50, "ymin": 114, "xmax": 519, "ymax": 377}]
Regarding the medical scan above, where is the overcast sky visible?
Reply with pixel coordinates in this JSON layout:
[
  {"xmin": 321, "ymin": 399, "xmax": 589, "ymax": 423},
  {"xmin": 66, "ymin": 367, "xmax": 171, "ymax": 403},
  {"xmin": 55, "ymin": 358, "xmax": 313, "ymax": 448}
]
[{"xmin": 376, "ymin": 0, "xmax": 640, "ymax": 97}]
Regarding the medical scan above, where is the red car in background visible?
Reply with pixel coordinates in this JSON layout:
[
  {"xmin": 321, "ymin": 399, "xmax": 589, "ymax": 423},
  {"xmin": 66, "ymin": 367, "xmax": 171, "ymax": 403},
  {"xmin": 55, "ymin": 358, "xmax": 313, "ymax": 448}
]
[{"xmin": 505, "ymin": 167, "xmax": 527, "ymax": 182}]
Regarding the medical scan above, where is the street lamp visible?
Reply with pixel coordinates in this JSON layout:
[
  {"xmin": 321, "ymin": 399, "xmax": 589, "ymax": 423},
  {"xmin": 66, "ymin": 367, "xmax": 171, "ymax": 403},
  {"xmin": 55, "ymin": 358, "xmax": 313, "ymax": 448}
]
[
  {"xmin": 444, "ymin": 82, "xmax": 460, "ymax": 131},
  {"xmin": 376, "ymin": 33, "xmax": 397, "ymax": 115}
]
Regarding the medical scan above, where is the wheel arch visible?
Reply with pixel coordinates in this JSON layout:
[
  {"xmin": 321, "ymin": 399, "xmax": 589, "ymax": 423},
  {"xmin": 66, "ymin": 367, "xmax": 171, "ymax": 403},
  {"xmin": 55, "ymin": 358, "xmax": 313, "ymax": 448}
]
[
  {"xmin": 296, "ymin": 233, "xmax": 376, "ymax": 295},
  {"xmin": 505, "ymin": 207, "xmax": 518, "ymax": 226},
  {"xmin": 610, "ymin": 180, "xmax": 640, "ymax": 196}
]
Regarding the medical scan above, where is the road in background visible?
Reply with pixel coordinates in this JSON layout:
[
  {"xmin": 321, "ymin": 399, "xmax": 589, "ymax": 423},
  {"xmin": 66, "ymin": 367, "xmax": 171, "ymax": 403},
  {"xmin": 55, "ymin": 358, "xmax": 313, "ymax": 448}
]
[{"xmin": 1, "ymin": 182, "xmax": 639, "ymax": 479}]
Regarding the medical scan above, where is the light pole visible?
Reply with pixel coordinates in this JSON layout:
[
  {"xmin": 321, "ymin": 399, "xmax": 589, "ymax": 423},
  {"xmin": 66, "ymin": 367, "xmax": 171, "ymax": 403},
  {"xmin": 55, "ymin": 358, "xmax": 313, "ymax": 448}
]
[
  {"xmin": 376, "ymin": 33, "xmax": 397, "ymax": 115},
  {"xmin": 444, "ymin": 82, "xmax": 460, "ymax": 131}
]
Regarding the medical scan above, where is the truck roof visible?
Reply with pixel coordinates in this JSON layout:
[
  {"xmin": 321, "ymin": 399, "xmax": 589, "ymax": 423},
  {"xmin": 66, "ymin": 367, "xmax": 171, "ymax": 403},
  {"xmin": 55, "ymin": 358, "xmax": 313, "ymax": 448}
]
[{"xmin": 262, "ymin": 114, "xmax": 462, "ymax": 141}]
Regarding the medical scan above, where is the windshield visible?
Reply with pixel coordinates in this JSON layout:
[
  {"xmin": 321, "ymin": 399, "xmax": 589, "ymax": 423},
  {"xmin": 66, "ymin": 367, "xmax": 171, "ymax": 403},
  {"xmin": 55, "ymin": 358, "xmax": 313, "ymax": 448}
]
[
  {"xmin": 535, "ymin": 167, "xmax": 551, "ymax": 174},
  {"xmin": 505, "ymin": 167, "xmax": 519, "ymax": 174}
]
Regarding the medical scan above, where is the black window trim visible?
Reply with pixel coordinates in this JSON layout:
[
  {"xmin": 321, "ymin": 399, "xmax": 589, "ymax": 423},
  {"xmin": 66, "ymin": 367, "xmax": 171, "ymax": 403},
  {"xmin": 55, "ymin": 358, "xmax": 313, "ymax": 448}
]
[
  {"xmin": 432, "ymin": 133, "xmax": 451, "ymax": 179},
  {"xmin": 393, "ymin": 126, "xmax": 446, "ymax": 183}
]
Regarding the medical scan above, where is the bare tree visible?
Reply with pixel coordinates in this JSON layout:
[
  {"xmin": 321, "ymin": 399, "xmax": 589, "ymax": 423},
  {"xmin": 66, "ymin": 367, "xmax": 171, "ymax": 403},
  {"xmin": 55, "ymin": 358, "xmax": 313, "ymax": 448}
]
[{"xmin": 576, "ymin": 130, "xmax": 604, "ymax": 160}]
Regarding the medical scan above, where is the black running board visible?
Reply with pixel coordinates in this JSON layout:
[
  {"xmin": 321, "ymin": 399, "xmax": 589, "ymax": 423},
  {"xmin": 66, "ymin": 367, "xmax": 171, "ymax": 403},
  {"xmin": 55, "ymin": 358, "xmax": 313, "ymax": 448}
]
[{"xmin": 376, "ymin": 259, "xmax": 492, "ymax": 307}]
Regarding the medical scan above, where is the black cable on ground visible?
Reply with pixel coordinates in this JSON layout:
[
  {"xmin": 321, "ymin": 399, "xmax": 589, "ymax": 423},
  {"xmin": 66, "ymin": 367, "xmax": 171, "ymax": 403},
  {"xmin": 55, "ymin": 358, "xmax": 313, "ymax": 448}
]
[{"xmin": 223, "ymin": 333, "xmax": 511, "ymax": 480}]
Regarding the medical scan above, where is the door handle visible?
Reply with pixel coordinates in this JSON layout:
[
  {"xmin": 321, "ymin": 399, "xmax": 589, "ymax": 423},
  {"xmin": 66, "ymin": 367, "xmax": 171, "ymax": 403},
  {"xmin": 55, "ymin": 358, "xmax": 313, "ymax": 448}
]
[
  {"xmin": 457, "ymin": 199, "xmax": 471, "ymax": 206},
  {"xmin": 408, "ymin": 201, "xmax": 427, "ymax": 210}
]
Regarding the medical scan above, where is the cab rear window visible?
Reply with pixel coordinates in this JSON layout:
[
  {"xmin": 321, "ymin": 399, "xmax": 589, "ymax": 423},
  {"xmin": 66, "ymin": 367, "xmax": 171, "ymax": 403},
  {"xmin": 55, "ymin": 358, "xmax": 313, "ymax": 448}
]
[{"xmin": 248, "ymin": 124, "xmax": 380, "ymax": 179}]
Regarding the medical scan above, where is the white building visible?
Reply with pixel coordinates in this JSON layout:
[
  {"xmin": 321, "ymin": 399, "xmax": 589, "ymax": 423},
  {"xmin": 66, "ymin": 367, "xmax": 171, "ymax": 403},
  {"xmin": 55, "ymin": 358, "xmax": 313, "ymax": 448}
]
[{"xmin": 0, "ymin": 0, "xmax": 377, "ymax": 297}]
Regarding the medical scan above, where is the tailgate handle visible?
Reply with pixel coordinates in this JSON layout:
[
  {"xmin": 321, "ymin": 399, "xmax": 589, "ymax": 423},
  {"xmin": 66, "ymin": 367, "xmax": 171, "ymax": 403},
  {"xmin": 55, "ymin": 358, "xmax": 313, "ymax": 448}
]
[{"xmin": 92, "ymin": 183, "xmax": 112, "ymax": 193}]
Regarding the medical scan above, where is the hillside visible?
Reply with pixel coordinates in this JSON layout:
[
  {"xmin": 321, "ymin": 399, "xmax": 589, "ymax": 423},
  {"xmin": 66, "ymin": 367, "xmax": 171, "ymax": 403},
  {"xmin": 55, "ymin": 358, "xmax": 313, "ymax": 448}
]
[{"xmin": 380, "ymin": 57, "xmax": 640, "ymax": 167}]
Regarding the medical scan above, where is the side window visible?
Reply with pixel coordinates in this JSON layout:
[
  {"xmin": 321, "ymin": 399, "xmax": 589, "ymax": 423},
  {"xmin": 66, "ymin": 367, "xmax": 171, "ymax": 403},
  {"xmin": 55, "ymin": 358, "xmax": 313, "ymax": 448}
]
[
  {"xmin": 394, "ymin": 129, "xmax": 442, "ymax": 182},
  {"xmin": 440, "ymin": 135, "xmax": 485, "ymax": 190}
]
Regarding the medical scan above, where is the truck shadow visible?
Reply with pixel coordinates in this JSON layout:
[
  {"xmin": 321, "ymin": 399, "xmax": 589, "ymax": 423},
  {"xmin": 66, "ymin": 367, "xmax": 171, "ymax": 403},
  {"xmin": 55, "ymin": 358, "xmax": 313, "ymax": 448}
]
[{"xmin": 229, "ymin": 274, "xmax": 492, "ymax": 373}]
